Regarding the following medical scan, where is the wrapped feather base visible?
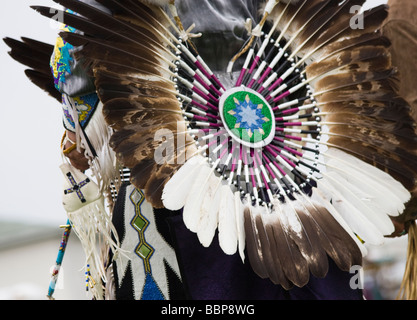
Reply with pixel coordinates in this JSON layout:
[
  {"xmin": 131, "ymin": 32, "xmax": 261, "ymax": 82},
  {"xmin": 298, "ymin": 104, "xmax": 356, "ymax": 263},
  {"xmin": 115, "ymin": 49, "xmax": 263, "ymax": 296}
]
[
  {"xmin": 67, "ymin": 198, "xmax": 117, "ymax": 299},
  {"xmin": 60, "ymin": 163, "xmax": 121, "ymax": 299}
]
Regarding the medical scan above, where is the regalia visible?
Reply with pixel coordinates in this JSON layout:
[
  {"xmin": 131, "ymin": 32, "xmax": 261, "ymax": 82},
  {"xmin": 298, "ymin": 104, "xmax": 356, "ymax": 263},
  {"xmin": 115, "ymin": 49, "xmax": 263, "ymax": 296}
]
[{"xmin": 5, "ymin": 0, "xmax": 417, "ymax": 300}]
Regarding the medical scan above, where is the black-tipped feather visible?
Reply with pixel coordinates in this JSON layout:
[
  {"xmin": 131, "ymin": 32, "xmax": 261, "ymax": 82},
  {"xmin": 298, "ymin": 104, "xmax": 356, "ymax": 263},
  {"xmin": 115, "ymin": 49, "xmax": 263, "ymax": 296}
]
[{"xmin": 3, "ymin": 37, "xmax": 60, "ymax": 102}]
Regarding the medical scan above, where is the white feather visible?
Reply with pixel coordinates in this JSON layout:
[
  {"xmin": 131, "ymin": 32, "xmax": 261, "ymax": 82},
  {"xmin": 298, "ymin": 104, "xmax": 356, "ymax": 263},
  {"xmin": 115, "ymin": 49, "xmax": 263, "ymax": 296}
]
[
  {"xmin": 326, "ymin": 162, "xmax": 405, "ymax": 217},
  {"xmin": 321, "ymin": 171, "xmax": 395, "ymax": 236},
  {"xmin": 234, "ymin": 191, "xmax": 246, "ymax": 262},
  {"xmin": 182, "ymin": 162, "xmax": 214, "ymax": 232},
  {"xmin": 316, "ymin": 179, "xmax": 385, "ymax": 245},
  {"xmin": 196, "ymin": 176, "xmax": 223, "ymax": 247},
  {"xmin": 218, "ymin": 184, "xmax": 238, "ymax": 255},
  {"xmin": 310, "ymin": 189, "xmax": 368, "ymax": 257},
  {"xmin": 324, "ymin": 148, "xmax": 410, "ymax": 210},
  {"xmin": 162, "ymin": 155, "xmax": 206, "ymax": 211}
]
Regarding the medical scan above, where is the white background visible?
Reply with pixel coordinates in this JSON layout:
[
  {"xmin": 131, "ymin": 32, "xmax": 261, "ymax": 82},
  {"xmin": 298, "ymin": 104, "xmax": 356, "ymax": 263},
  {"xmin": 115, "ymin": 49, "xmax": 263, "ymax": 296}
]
[{"xmin": 0, "ymin": 0, "xmax": 388, "ymax": 227}]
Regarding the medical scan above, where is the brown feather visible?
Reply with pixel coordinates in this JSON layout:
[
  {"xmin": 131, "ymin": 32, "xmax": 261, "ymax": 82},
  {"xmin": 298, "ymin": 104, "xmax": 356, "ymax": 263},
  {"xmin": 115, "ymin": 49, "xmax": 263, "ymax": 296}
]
[
  {"xmin": 131, "ymin": 159, "xmax": 181, "ymax": 209},
  {"xmin": 24, "ymin": 70, "xmax": 63, "ymax": 102},
  {"xmin": 254, "ymin": 212, "xmax": 282, "ymax": 282},
  {"xmin": 48, "ymin": 0, "xmax": 165, "ymax": 47},
  {"xmin": 109, "ymin": 119, "xmax": 185, "ymax": 166},
  {"xmin": 314, "ymin": 69, "xmax": 396, "ymax": 94},
  {"xmin": 244, "ymin": 207, "xmax": 269, "ymax": 279},
  {"xmin": 102, "ymin": 97, "xmax": 182, "ymax": 130},
  {"xmin": 4, "ymin": 38, "xmax": 52, "ymax": 75},
  {"xmin": 263, "ymin": 218, "xmax": 293, "ymax": 289},
  {"xmin": 284, "ymin": 0, "xmax": 367, "ymax": 58},
  {"xmin": 245, "ymin": 199, "xmax": 336, "ymax": 289},
  {"xmin": 307, "ymin": 45, "xmax": 390, "ymax": 79},
  {"xmin": 262, "ymin": 206, "xmax": 311, "ymax": 288},
  {"xmin": 326, "ymin": 126, "xmax": 417, "ymax": 177},
  {"xmin": 325, "ymin": 113, "xmax": 416, "ymax": 140},
  {"xmin": 95, "ymin": 70, "xmax": 176, "ymax": 103},
  {"xmin": 3, "ymin": 37, "xmax": 60, "ymax": 102},
  {"xmin": 95, "ymin": 0, "xmax": 169, "ymax": 34},
  {"xmin": 141, "ymin": 145, "xmax": 193, "ymax": 209},
  {"xmin": 319, "ymin": 31, "xmax": 390, "ymax": 60},
  {"xmin": 60, "ymin": 32, "xmax": 165, "ymax": 76},
  {"xmin": 335, "ymin": 4, "xmax": 389, "ymax": 42},
  {"xmin": 327, "ymin": 137, "xmax": 417, "ymax": 190},
  {"xmin": 292, "ymin": 203, "xmax": 329, "ymax": 279},
  {"xmin": 296, "ymin": 194, "xmax": 363, "ymax": 270},
  {"xmin": 320, "ymin": 100, "xmax": 413, "ymax": 123},
  {"xmin": 295, "ymin": 0, "xmax": 361, "ymax": 53},
  {"xmin": 310, "ymin": 2, "xmax": 384, "ymax": 53},
  {"xmin": 318, "ymin": 80, "xmax": 400, "ymax": 103}
]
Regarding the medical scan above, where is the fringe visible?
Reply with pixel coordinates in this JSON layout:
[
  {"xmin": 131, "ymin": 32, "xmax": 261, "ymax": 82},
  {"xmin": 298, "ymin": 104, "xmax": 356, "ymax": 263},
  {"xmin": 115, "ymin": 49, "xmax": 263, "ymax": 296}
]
[
  {"xmin": 397, "ymin": 220, "xmax": 417, "ymax": 300},
  {"xmin": 63, "ymin": 97, "xmax": 126, "ymax": 299},
  {"xmin": 67, "ymin": 197, "xmax": 121, "ymax": 300}
]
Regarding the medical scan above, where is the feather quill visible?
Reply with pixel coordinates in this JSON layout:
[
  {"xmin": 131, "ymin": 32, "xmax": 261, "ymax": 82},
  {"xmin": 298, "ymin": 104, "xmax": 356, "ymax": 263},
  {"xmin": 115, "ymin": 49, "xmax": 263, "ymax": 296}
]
[
  {"xmin": 262, "ymin": 210, "xmax": 293, "ymax": 289},
  {"xmin": 316, "ymin": 178, "xmax": 385, "ymax": 245},
  {"xmin": 162, "ymin": 154, "xmax": 206, "ymax": 211},
  {"xmin": 321, "ymin": 171, "xmax": 395, "ymax": 235},
  {"xmin": 244, "ymin": 206, "xmax": 269, "ymax": 279},
  {"xmin": 218, "ymin": 184, "xmax": 238, "ymax": 255},
  {"xmin": 196, "ymin": 177, "xmax": 222, "ymax": 248},
  {"xmin": 324, "ymin": 148, "xmax": 410, "ymax": 205},
  {"xmin": 263, "ymin": 201, "xmax": 310, "ymax": 288},
  {"xmin": 234, "ymin": 191, "xmax": 246, "ymax": 262},
  {"xmin": 254, "ymin": 206, "xmax": 282, "ymax": 284},
  {"xmin": 182, "ymin": 163, "xmax": 216, "ymax": 232}
]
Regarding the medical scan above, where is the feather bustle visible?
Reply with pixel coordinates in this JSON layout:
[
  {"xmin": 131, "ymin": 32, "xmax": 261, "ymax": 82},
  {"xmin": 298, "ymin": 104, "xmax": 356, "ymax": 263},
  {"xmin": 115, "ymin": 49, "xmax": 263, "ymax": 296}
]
[{"xmin": 18, "ymin": 0, "xmax": 417, "ymax": 291}]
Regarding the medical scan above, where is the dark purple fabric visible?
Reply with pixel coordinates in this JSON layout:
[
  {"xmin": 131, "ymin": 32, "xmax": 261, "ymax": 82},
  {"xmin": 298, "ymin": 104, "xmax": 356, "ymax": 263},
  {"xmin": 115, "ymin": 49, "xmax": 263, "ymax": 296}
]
[{"xmin": 168, "ymin": 215, "xmax": 364, "ymax": 300}]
